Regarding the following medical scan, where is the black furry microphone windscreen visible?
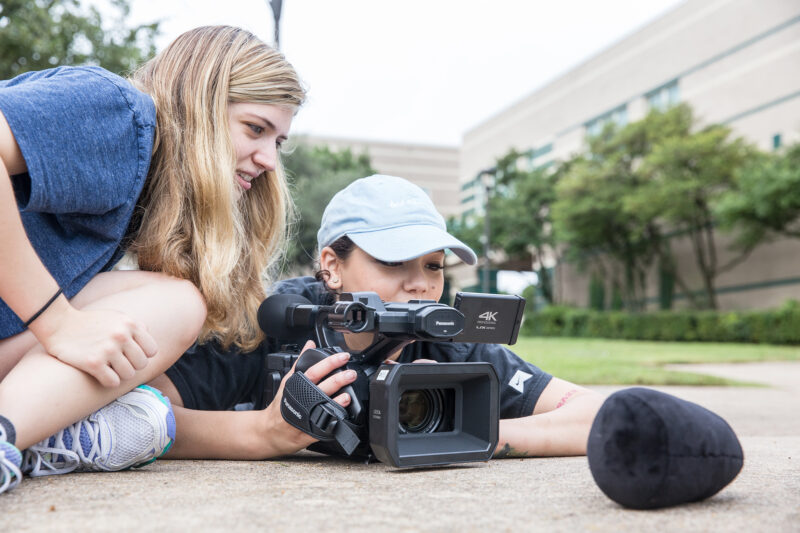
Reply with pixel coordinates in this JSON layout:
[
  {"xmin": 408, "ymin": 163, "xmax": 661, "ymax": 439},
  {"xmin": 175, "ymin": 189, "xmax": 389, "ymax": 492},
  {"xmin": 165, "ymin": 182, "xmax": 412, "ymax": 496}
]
[{"xmin": 587, "ymin": 387, "xmax": 744, "ymax": 509}]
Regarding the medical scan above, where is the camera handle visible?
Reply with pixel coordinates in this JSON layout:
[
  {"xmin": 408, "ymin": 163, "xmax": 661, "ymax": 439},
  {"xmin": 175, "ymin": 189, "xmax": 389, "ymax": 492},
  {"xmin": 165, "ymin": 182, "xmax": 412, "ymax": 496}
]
[{"xmin": 279, "ymin": 348, "xmax": 362, "ymax": 455}]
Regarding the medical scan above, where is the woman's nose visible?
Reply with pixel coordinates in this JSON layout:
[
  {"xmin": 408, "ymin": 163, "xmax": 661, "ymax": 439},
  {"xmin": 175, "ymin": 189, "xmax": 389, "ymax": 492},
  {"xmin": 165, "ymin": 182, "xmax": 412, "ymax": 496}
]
[
  {"xmin": 404, "ymin": 269, "xmax": 428, "ymax": 294},
  {"xmin": 253, "ymin": 142, "xmax": 277, "ymax": 172}
]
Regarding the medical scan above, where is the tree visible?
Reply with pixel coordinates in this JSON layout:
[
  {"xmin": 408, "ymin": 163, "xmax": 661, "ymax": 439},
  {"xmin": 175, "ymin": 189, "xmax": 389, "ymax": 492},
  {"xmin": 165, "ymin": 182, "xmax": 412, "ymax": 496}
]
[
  {"xmin": 448, "ymin": 149, "xmax": 560, "ymax": 304},
  {"xmin": 553, "ymin": 104, "xmax": 760, "ymax": 310},
  {"xmin": 281, "ymin": 143, "xmax": 375, "ymax": 273},
  {"xmin": 551, "ymin": 109, "xmax": 688, "ymax": 311},
  {"xmin": 0, "ymin": 0, "xmax": 159, "ymax": 79},
  {"xmin": 492, "ymin": 150, "xmax": 560, "ymax": 303},
  {"xmin": 715, "ymin": 142, "xmax": 800, "ymax": 248},
  {"xmin": 553, "ymin": 151, "xmax": 655, "ymax": 311},
  {"xmin": 635, "ymin": 119, "xmax": 758, "ymax": 309},
  {"xmin": 446, "ymin": 214, "xmax": 483, "ymax": 260}
]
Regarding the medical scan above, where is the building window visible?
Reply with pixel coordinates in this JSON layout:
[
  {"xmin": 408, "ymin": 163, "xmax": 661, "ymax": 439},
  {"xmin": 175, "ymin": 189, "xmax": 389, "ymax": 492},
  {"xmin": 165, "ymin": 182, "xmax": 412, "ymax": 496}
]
[
  {"xmin": 527, "ymin": 143, "xmax": 553, "ymax": 167},
  {"xmin": 773, "ymin": 133, "xmax": 782, "ymax": 150},
  {"xmin": 646, "ymin": 80, "xmax": 680, "ymax": 112},
  {"xmin": 532, "ymin": 144, "xmax": 553, "ymax": 159},
  {"xmin": 585, "ymin": 105, "xmax": 628, "ymax": 137},
  {"xmin": 461, "ymin": 178, "xmax": 478, "ymax": 191}
]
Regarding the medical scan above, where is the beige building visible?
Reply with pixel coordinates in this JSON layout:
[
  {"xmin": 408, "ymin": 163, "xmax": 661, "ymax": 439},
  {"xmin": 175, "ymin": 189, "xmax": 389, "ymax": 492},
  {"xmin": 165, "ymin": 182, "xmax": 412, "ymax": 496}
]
[
  {"xmin": 459, "ymin": 0, "xmax": 800, "ymax": 309},
  {"xmin": 299, "ymin": 1, "xmax": 800, "ymax": 307}
]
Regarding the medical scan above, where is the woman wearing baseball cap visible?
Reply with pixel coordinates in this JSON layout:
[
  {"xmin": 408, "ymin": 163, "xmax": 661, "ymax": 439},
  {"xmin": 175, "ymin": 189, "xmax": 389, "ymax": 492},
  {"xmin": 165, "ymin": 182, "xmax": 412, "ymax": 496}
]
[{"xmin": 148, "ymin": 174, "xmax": 603, "ymax": 461}]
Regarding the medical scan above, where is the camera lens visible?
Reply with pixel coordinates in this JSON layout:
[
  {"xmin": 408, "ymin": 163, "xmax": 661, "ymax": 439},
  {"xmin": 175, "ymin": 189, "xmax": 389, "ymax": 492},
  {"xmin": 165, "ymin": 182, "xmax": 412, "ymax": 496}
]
[{"xmin": 398, "ymin": 389, "xmax": 443, "ymax": 434}]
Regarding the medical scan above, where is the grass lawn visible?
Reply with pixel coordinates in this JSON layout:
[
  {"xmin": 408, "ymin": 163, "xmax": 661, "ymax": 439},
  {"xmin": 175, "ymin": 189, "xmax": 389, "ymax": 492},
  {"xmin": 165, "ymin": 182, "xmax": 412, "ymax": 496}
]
[{"xmin": 512, "ymin": 336, "xmax": 800, "ymax": 386}]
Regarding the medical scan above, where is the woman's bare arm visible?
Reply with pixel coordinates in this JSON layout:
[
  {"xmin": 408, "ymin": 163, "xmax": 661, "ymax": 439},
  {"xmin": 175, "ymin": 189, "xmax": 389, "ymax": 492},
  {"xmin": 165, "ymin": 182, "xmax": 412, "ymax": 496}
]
[
  {"xmin": 495, "ymin": 377, "xmax": 604, "ymax": 457},
  {"xmin": 0, "ymin": 111, "xmax": 158, "ymax": 387}
]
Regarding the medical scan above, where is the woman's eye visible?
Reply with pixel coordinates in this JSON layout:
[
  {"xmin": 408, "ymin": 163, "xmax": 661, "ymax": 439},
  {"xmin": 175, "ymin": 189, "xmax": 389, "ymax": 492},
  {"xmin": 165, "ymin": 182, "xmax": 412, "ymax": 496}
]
[
  {"xmin": 248, "ymin": 124, "xmax": 264, "ymax": 135},
  {"xmin": 377, "ymin": 260, "xmax": 403, "ymax": 267},
  {"xmin": 427, "ymin": 264, "xmax": 444, "ymax": 271}
]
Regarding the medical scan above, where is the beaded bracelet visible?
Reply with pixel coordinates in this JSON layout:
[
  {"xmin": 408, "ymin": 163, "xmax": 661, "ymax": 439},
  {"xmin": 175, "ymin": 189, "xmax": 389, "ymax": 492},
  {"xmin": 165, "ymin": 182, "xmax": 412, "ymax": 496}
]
[{"xmin": 23, "ymin": 288, "xmax": 64, "ymax": 328}]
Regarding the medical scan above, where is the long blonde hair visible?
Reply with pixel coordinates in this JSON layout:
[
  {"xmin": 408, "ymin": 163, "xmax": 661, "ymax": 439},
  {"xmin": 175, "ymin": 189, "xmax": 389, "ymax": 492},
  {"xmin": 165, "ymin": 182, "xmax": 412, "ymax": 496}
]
[{"xmin": 130, "ymin": 26, "xmax": 305, "ymax": 350}]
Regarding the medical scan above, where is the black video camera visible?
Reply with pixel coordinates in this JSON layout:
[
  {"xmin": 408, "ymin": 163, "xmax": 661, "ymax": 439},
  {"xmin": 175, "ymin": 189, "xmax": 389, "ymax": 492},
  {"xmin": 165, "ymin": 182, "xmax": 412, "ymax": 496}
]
[{"xmin": 257, "ymin": 291, "xmax": 525, "ymax": 467}]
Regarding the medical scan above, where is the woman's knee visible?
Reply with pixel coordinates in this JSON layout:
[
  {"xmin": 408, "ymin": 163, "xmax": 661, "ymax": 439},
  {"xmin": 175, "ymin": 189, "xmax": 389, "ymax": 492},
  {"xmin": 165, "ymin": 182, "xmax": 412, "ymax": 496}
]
[
  {"xmin": 89, "ymin": 272, "xmax": 207, "ymax": 355},
  {"xmin": 146, "ymin": 275, "xmax": 207, "ymax": 344},
  {"xmin": 128, "ymin": 276, "xmax": 206, "ymax": 376},
  {"xmin": 172, "ymin": 277, "xmax": 207, "ymax": 338}
]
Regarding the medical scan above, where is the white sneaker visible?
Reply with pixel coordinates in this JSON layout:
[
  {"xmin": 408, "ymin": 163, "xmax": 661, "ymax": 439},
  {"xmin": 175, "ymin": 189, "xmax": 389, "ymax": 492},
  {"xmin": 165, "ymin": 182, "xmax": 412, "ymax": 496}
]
[{"xmin": 22, "ymin": 385, "xmax": 175, "ymax": 476}]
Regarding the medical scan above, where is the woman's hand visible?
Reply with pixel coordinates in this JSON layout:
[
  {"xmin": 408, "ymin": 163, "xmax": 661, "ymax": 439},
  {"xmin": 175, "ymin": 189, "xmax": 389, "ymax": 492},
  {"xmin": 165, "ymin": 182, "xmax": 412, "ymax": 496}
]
[
  {"xmin": 262, "ymin": 340, "xmax": 357, "ymax": 457},
  {"xmin": 32, "ymin": 302, "xmax": 159, "ymax": 388}
]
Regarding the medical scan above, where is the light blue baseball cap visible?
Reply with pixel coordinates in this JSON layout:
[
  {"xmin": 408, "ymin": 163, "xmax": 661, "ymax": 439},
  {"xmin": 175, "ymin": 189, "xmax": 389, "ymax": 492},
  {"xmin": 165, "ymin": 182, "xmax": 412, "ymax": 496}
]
[{"xmin": 317, "ymin": 174, "xmax": 478, "ymax": 265}]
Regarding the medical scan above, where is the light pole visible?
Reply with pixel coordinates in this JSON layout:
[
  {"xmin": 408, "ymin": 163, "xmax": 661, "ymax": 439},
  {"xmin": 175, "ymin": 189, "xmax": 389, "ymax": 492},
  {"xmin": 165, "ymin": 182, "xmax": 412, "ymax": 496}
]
[
  {"xmin": 268, "ymin": 0, "xmax": 283, "ymax": 49},
  {"xmin": 479, "ymin": 169, "xmax": 495, "ymax": 293}
]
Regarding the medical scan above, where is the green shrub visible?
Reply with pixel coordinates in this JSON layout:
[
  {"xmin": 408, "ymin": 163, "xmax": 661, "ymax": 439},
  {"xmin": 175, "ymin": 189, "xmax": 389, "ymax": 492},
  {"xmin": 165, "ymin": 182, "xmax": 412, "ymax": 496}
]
[{"xmin": 524, "ymin": 300, "xmax": 800, "ymax": 344}]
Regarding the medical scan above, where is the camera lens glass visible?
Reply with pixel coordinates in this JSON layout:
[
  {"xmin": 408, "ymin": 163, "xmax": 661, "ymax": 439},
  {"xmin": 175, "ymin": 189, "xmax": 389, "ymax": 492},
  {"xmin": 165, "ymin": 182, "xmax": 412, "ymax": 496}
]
[{"xmin": 398, "ymin": 389, "xmax": 443, "ymax": 434}]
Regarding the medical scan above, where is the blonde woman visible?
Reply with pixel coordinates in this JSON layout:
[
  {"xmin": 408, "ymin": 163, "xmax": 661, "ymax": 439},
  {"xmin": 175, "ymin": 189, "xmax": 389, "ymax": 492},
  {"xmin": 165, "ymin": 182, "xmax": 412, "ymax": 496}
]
[{"xmin": 0, "ymin": 26, "xmax": 304, "ymax": 493}]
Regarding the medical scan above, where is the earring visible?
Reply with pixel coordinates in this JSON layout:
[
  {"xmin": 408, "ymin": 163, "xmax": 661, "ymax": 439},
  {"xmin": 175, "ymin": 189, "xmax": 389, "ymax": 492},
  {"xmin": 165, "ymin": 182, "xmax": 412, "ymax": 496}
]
[{"xmin": 330, "ymin": 277, "xmax": 339, "ymax": 284}]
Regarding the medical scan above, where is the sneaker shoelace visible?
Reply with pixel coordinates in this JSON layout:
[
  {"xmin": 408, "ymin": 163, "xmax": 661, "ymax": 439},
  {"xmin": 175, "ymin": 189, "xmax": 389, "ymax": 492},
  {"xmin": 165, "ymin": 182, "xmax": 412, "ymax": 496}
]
[{"xmin": 23, "ymin": 413, "xmax": 110, "ymax": 476}]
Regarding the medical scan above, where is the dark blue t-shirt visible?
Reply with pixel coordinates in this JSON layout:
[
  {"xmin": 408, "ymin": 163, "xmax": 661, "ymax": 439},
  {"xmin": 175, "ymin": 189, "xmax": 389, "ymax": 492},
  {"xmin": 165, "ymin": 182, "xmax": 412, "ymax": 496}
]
[{"xmin": 0, "ymin": 66, "xmax": 156, "ymax": 338}]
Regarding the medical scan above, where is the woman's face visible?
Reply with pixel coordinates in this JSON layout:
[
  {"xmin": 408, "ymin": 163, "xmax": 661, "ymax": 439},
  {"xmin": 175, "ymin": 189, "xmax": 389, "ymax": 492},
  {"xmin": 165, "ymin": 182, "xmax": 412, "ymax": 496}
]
[
  {"xmin": 227, "ymin": 102, "xmax": 294, "ymax": 192},
  {"xmin": 323, "ymin": 246, "xmax": 446, "ymax": 303}
]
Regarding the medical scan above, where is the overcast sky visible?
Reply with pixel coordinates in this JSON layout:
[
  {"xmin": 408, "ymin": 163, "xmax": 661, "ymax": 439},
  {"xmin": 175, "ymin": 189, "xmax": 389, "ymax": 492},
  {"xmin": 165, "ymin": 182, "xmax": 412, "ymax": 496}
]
[{"xmin": 125, "ymin": 0, "xmax": 686, "ymax": 146}]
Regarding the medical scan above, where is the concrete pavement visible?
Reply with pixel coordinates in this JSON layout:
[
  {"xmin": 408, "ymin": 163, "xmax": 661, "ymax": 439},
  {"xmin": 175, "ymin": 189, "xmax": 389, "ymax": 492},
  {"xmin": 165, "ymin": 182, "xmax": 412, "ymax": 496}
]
[{"xmin": 2, "ymin": 362, "xmax": 799, "ymax": 532}]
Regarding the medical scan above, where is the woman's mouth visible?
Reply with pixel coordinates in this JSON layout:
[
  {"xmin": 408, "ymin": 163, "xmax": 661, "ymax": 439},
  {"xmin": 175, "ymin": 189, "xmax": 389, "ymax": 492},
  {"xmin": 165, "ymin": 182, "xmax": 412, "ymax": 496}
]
[{"xmin": 236, "ymin": 172, "xmax": 253, "ymax": 191}]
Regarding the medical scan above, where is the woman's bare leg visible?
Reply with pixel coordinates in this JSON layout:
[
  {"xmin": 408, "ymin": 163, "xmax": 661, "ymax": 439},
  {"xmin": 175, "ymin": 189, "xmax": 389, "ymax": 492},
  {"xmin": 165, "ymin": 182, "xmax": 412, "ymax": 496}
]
[
  {"xmin": 0, "ymin": 271, "xmax": 206, "ymax": 450},
  {"xmin": 0, "ymin": 271, "xmax": 173, "ymax": 379}
]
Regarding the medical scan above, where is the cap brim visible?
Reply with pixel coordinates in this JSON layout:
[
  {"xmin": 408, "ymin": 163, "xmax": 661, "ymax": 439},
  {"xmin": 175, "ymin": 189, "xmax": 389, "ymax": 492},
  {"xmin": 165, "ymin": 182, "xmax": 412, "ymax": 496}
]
[{"xmin": 347, "ymin": 224, "xmax": 478, "ymax": 265}]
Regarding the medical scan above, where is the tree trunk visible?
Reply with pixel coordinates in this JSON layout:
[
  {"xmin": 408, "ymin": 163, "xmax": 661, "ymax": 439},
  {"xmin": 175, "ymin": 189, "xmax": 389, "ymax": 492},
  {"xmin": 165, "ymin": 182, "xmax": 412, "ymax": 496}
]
[
  {"xmin": 655, "ymin": 241, "xmax": 699, "ymax": 308},
  {"xmin": 689, "ymin": 225, "xmax": 715, "ymax": 309},
  {"xmin": 534, "ymin": 246, "xmax": 554, "ymax": 305}
]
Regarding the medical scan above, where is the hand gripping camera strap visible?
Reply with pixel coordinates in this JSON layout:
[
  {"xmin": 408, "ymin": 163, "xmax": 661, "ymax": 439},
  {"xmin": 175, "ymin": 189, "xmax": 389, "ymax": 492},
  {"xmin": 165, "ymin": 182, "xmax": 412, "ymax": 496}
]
[{"xmin": 281, "ymin": 372, "xmax": 360, "ymax": 455}]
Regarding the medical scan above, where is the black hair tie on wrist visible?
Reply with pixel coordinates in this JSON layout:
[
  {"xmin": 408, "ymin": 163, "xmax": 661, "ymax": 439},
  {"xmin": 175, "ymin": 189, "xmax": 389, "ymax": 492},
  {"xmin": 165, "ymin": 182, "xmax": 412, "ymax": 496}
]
[{"xmin": 23, "ymin": 288, "xmax": 64, "ymax": 328}]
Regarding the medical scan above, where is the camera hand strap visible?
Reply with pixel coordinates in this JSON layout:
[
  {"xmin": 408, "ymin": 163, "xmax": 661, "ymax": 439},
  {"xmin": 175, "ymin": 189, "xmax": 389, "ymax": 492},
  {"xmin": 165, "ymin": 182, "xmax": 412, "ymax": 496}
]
[{"xmin": 281, "ymin": 371, "xmax": 360, "ymax": 455}]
